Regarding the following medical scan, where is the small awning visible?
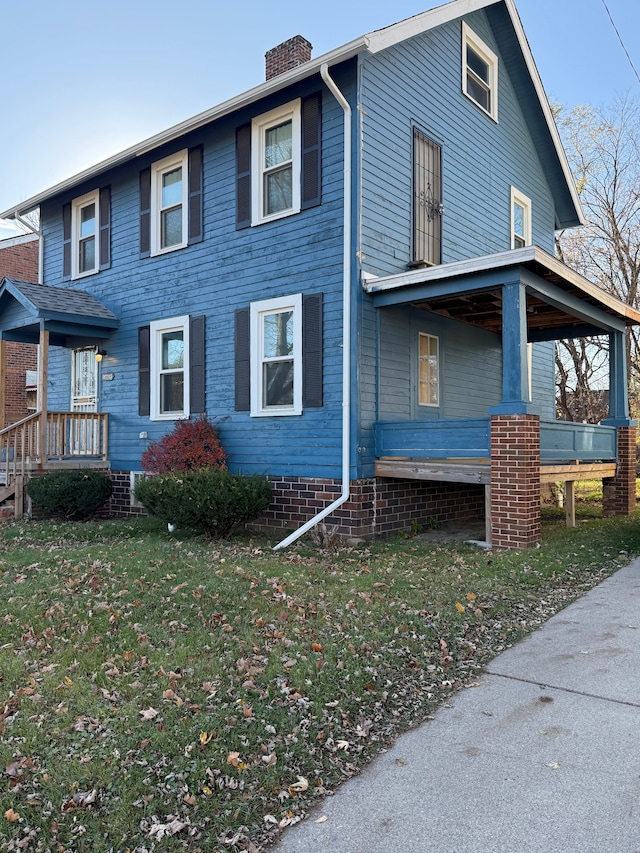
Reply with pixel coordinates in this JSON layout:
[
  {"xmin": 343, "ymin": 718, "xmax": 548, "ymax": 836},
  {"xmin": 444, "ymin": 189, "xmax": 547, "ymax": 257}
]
[
  {"xmin": 364, "ymin": 246, "xmax": 640, "ymax": 340},
  {"xmin": 0, "ymin": 278, "xmax": 119, "ymax": 346}
]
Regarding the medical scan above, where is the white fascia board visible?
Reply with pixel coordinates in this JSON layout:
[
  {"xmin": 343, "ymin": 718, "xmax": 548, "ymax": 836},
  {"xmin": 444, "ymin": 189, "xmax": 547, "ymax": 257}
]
[
  {"xmin": 1, "ymin": 36, "xmax": 368, "ymax": 220},
  {"xmin": 363, "ymin": 245, "xmax": 640, "ymax": 324}
]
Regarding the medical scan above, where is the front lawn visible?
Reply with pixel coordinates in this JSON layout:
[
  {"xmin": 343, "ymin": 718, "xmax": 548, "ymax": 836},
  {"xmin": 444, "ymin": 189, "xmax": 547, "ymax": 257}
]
[{"xmin": 1, "ymin": 511, "xmax": 639, "ymax": 851}]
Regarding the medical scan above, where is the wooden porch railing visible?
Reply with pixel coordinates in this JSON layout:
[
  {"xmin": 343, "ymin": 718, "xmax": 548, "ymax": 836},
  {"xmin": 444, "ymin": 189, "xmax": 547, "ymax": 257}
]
[{"xmin": 0, "ymin": 411, "xmax": 109, "ymax": 495}]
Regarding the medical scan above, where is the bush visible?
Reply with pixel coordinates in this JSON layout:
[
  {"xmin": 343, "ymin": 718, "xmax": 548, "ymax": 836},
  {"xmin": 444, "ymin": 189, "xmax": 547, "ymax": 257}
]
[
  {"xmin": 26, "ymin": 469, "xmax": 113, "ymax": 520},
  {"xmin": 141, "ymin": 417, "xmax": 227, "ymax": 473},
  {"xmin": 134, "ymin": 469, "xmax": 272, "ymax": 538}
]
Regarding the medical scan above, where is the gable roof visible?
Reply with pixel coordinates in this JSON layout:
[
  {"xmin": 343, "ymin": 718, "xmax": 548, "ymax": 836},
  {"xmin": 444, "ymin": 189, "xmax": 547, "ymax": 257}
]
[{"xmin": 0, "ymin": 0, "xmax": 582, "ymax": 229}]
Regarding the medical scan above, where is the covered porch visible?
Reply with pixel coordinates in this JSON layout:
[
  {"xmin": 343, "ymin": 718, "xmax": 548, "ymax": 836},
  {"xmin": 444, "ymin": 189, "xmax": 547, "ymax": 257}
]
[
  {"xmin": 364, "ymin": 246, "xmax": 640, "ymax": 548},
  {"xmin": 0, "ymin": 278, "xmax": 118, "ymax": 516}
]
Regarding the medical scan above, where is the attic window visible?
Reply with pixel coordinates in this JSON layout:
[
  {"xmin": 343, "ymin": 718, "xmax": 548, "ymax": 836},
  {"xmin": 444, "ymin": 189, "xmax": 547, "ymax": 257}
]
[{"xmin": 462, "ymin": 22, "xmax": 498, "ymax": 122}]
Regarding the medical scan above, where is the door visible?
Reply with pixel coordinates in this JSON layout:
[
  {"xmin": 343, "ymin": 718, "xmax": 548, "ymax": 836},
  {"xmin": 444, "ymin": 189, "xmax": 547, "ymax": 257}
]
[{"xmin": 71, "ymin": 347, "xmax": 99, "ymax": 454}]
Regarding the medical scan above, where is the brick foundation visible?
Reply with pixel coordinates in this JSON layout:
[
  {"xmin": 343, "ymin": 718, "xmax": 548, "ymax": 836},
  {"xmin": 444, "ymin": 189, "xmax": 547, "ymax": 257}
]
[
  {"xmin": 104, "ymin": 469, "xmax": 485, "ymax": 540},
  {"xmin": 248, "ymin": 475, "xmax": 485, "ymax": 540},
  {"xmin": 602, "ymin": 426, "xmax": 637, "ymax": 517},
  {"xmin": 490, "ymin": 414, "xmax": 541, "ymax": 549}
]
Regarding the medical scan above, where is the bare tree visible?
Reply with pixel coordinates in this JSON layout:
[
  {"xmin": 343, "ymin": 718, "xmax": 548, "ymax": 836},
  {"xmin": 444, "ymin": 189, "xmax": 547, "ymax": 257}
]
[{"xmin": 555, "ymin": 97, "xmax": 640, "ymax": 421}]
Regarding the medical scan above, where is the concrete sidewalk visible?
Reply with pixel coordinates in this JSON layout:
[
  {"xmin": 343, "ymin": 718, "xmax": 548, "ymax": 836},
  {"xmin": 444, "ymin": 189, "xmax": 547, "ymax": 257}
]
[{"xmin": 272, "ymin": 559, "xmax": 640, "ymax": 853}]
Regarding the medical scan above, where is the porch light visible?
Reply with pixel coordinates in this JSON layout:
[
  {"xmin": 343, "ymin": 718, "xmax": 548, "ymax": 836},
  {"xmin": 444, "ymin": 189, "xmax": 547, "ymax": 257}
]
[{"xmin": 96, "ymin": 349, "xmax": 107, "ymax": 362}]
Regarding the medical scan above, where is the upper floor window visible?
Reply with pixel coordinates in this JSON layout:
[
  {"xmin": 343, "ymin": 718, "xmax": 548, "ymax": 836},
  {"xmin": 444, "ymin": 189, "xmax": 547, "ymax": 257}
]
[
  {"xmin": 252, "ymin": 101, "xmax": 301, "ymax": 224},
  {"xmin": 73, "ymin": 191, "xmax": 98, "ymax": 277},
  {"xmin": 150, "ymin": 151, "xmax": 188, "ymax": 255},
  {"xmin": 418, "ymin": 332, "xmax": 440, "ymax": 407},
  {"xmin": 63, "ymin": 187, "xmax": 111, "ymax": 280},
  {"xmin": 139, "ymin": 146, "xmax": 203, "ymax": 259},
  {"xmin": 235, "ymin": 92, "xmax": 322, "ymax": 229},
  {"xmin": 511, "ymin": 187, "xmax": 532, "ymax": 249},
  {"xmin": 462, "ymin": 22, "xmax": 498, "ymax": 122},
  {"xmin": 412, "ymin": 129, "xmax": 443, "ymax": 267}
]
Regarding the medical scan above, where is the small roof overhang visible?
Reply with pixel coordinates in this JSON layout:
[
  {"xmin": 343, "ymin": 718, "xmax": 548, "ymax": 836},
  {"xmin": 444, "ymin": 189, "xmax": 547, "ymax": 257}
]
[
  {"xmin": 0, "ymin": 278, "xmax": 119, "ymax": 347},
  {"xmin": 363, "ymin": 246, "xmax": 640, "ymax": 340}
]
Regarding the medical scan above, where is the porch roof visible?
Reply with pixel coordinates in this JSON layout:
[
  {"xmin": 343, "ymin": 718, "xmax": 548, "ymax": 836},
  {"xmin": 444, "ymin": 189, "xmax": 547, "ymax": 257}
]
[
  {"xmin": 0, "ymin": 278, "xmax": 119, "ymax": 346},
  {"xmin": 363, "ymin": 246, "xmax": 640, "ymax": 339}
]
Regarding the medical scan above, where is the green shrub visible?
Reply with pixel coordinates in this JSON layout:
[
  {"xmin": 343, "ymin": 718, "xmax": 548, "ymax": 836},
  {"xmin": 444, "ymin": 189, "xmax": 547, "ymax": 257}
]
[
  {"xmin": 141, "ymin": 416, "xmax": 227, "ymax": 473},
  {"xmin": 134, "ymin": 469, "xmax": 272, "ymax": 538},
  {"xmin": 26, "ymin": 469, "xmax": 113, "ymax": 520}
]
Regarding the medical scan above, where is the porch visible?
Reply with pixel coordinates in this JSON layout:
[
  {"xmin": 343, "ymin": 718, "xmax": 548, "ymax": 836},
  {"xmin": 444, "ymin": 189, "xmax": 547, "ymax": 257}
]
[
  {"xmin": 0, "ymin": 410, "xmax": 109, "ymax": 517},
  {"xmin": 364, "ymin": 246, "xmax": 640, "ymax": 548},
  {"xmin": 374, "ymin": 417, "xmax": 618, "ymax": 543}
]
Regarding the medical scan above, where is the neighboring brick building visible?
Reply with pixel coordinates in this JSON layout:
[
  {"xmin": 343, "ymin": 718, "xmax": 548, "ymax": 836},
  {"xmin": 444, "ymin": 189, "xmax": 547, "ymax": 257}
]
[{"xmin": 0, "ymin": 233, "xmax": 39, "ymax": 427}]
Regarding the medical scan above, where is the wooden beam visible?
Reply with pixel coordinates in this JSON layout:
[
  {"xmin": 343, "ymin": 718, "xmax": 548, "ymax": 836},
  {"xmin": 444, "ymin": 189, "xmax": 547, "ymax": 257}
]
[
  {"xmin": 539, "ymin": 462, "xmax": 616, "ymax": 482},
  {"xmin": 375, "ymin": 459, "xmax": 490, "ymax": 484},
  {"xmin": 565, "ymin": 480, "xmax": 576, "ymax": 528}
]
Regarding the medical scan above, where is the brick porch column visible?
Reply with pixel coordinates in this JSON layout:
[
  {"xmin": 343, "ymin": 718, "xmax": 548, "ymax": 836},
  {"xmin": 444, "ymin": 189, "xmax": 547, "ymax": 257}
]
[
  {"xmin": 490, "ymin": 414, "xmax": 541, "ymax": 549},
  {"xmin": 603, "ymin": 426, "xmax": 637, "ymax": 517}
]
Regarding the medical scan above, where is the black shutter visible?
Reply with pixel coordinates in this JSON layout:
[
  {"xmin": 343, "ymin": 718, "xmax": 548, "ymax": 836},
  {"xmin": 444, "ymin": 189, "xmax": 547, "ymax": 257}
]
[
  {"xmin": 236, "ymin": 124, "xmax": 252, "ymax": 229},
  {"xmin": 99, "ymin": 186, "xmax": 111, "ymax": 270},
  {"xmin": 301, "ymin": 92, "xmax": 322, "ymax": 210},
  {"xmin": 138, "ymin": 326, "xmax": 151, "ymax": 416},
  {"xmin": 302, "ymin": 293, "xmax": 323, "ymax": 408},
  {"xmin": 62, "ymin": 203, "xmax": 72, "ymax": 279},
  {"xmin": 234, "ymin": 308, "xmax": 251, "ymax": 411},
  {"xmin": 188, "ymin": 146, "xmax": 204, "ymax": 245},
  {"xmin": 190, "ymin": 315, "xmax": 206, "ymax": 414},
  {"xmin": 139, "ymin": 168, "xmax": 151, "ymax": 258}
]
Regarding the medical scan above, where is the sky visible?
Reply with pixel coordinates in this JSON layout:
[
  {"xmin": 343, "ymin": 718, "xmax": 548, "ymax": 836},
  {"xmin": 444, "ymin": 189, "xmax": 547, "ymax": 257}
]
[{"xmin": 1, "ymin": 0, "xmax": 639, "ymax": 234}]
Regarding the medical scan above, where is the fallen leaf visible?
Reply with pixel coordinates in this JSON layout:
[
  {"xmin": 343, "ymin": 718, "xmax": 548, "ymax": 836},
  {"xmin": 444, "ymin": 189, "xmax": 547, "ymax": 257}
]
[
  {"xmin": 139, "ymin": 707, "xmax": 159, "ymax": 720},
  {"xmin": 199, "ymin": 731, "xmax": 213, "ymax": 745},
  {"xmin": 4, "ymin": 808, "xmax": 19, "ymax": 822},
  {"xmin": 455, "ymin": 602, "xmax": 465, "ymax": 613},
  {"xmin": 288, "ymin": 775, "xmax": 309, "ymax": 794},
  {"xmin": 227, "ymin": 751, "xmax": 241, "ymax": 767},
  {"xmin": 311, "ymin": 642, "xmax": 323, "ymax": 652},
  {"xmin": 315, "ymin": 815, "xmax": 328, "ymax": 823},
  {"xmin": 466, "ymin": 592, "xmax": 477, "ymax": 601}
]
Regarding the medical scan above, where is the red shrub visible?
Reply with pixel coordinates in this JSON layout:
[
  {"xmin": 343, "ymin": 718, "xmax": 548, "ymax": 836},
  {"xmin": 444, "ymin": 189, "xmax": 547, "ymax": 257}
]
[{"xmin": 141, "ymin": 417, "xmax": 227, "ymax": 473}]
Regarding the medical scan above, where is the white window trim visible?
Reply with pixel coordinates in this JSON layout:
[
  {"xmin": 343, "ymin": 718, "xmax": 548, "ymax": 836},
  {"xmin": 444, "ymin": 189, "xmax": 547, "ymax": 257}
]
[
  {"xmin": 250, "ymin": 294, "xmax": 302, "ymax": 416},
  {"xmin": 150, "ymin": 149, "xmax": 188, "ymax": 256},
  {"xmin": 418, "ymin": 332, "xmax": 440, "ymax": 408},
  {"xmin": 71, "ymin": 189, "xmax": 100, "ymax": 279},
  {"xmin": 462, "ymin": 22, "xmax": 498, "ymax": 122},
  {"xmin": 511, "ymin": 186, "xmax": 532, "ymax": 249},
  {"xmin": 149, "ymin": 315, "xmax": 190, "ymax": 421},
  {"xmin": 251, "ymin": 99, "xmax": 301, "ymax": 226}
]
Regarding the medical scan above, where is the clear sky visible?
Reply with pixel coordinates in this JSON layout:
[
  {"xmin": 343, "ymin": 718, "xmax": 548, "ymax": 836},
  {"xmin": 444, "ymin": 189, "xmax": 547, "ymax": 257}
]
[{"xmin": 1, "ymin": 0, "xmax": 639, "ymax": 230}]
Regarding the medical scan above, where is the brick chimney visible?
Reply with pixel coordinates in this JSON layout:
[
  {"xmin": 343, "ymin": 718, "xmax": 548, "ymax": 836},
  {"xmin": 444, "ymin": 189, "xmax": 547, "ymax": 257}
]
[{"xmin": 265, "ymin": 35, "xmax": 312, "ymax": 80}]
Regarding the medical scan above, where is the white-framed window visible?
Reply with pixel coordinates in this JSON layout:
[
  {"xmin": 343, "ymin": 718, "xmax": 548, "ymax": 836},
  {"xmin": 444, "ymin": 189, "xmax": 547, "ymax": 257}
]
[
  {"xmin": 418, "ymin": 332, "xmax": 440, "ymax": 407},
  {"xmin": 251, "ymin": 100, "xmax": 301, "ymax": 225},
  {"xmin": 462, "ymin": 22, "xmax": 498, "ymax": 122},
  {"xmin": 511, "ymin": 186, "xmax": 532, "ymax": 249},
  {"xmin": 150, "ymin": 150, "xmax": 188, "ymax": 255},
  {"xmin": 72, "ymin": 190, "xmax": 100, "ymax": 278},
  {"xmin": 150, "ymin": 315, "xmax": 190, "ymax": 420},
  {"xmin": 250, "ymin": 294, "xmax": 302, "ymax": 416}
]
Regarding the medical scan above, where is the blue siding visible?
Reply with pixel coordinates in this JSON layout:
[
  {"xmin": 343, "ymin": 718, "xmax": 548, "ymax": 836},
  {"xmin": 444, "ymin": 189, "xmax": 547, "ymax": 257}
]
[
  {"xmin": 358, "ymin": 9, "xmax": 557, "ymax": 278},
  {"xmin": 40, "ymin": 67, "xmax": 356, "ymax": 478}
]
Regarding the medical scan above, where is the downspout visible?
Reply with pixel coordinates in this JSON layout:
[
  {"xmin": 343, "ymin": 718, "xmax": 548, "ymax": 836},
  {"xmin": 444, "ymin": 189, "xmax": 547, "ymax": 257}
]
[{"xmin": 273, "ymin": 63, "xmax": 352, "ymax": 550}]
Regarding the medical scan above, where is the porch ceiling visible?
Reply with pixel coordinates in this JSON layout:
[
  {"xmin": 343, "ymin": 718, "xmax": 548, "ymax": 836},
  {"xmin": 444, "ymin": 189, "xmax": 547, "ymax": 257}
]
[
  {"xmin": 365, "ymin": 246, "xmax": 640, "ymax": 338},
  {"xmin": 0, "ymin": 278, "xmax": 119, "ymax": 346}
]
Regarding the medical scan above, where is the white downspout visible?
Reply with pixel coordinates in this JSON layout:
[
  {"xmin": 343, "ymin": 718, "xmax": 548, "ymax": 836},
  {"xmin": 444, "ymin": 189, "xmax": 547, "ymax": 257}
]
[{"xmin": 273, "ymin": 63, "xmax": 352, "ymax": 550}]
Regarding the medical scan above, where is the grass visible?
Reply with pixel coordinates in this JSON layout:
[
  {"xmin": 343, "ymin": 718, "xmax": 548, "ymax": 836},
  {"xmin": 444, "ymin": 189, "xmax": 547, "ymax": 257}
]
[{"xmin": 1, "ymin": 509, "xmax": 639, "ymax": 851}]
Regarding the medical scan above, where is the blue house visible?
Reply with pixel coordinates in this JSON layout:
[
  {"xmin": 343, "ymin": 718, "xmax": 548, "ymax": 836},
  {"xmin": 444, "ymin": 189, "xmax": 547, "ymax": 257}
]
[{"xmin": 0, "ymin": 0, "xmax": 638, "ymax": 548}]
